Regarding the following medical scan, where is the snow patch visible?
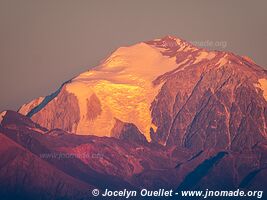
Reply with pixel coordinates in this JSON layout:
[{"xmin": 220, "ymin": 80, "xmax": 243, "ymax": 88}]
[
  {"xmin": 242, "ymin": 56, "xmax": 256, "ymax": 64},
  {"xmin": 193, "ymin": 51, "xmax": 216, "ymax": 64},
  {"xmin": 182, "ymin": 45, "xmax": 197, "ymax": 52},
  {"xmin": 216, "ymin": 55, "xmax": 228, "ymax": 68},
  {"xmin": 19, "ymin": 97, "xmax": 44, "ymax": 115},
  {"xmin": 173, "ymin": 58, "xmax": 190, "ymax": 72},
  {"xmin": 254, "ymin": 79, "xmax": 267, "ymax": 101},
  {"xmin": 0, "ymin": 111, "xmax": 7, "ymax": 124}
]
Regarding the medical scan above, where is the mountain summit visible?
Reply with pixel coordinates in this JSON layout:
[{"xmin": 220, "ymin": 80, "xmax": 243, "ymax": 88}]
[
  {"xmin": 1, "ymin": 36, "xmax": 267, "ymax": 199},
  {"xmin": 18, "ymin": 36, "xmax": 267, "ymax": 150}
]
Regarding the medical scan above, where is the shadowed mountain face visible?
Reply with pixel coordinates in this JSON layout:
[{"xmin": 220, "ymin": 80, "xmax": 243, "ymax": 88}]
[
  {"xmin": 0, "ymin": 121, "xmax": 93, "ymax": 200},
  {"xmin": 1, "ymin": 36, "xmax": 267, "ymax": 199},
  {"xmin": 1, "ymin": 111, "xmax": 267, "ymax": 199},
  {"xmin": 150, "ymin": 50, "xmax": 267, "ymax": 152}
]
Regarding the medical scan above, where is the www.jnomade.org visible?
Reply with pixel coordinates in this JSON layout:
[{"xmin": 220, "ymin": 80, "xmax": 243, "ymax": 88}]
[{"xmin": 93, "ymin": 189, "xmax": 263, "ymax": 199}]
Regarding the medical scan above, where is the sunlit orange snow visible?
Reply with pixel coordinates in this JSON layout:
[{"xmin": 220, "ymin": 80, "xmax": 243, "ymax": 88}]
[{"xmin": 65, "ymin": 43, "xmax": 178, "ymax": 141}]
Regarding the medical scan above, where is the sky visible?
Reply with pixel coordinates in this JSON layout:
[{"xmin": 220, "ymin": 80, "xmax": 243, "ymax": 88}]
[{"xmin": 0, "ymin": 0, "xmax": 266, "ymax": 111}]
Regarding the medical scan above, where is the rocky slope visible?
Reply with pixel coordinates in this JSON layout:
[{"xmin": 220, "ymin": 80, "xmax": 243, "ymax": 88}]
[
  {"xmin": 149, "ymin": 44, "xmax": 267, "ymax": 152},
  {"xmin": 18, "ymin": 36, "xmax": 267, "ymax": 151},
  {"xmin": 0, "ymin": 129, "xmax": 93, "ymax": 200},
  {"xmin": 1, "ymin": 36, "xmax": 267, "ymax": 199},
  {"xmin": 1, "ymin": 111, "xmax": 267, "ymax": 199}
]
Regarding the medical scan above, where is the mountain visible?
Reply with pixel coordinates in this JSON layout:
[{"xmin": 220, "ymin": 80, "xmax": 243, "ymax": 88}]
[
  {"xmin": 18, "ymin": 36, "xmax": 267, "ymax": 151},
  {"xmin": 0, "ymin": 114, "xmax": 94, "ymax": 200},
  {"xmin": 1, "ymin": 110, "xmax": 267, "ymax": 199},
  {"xmin": 1, "ymin": 35, "xmax": 267, "ymax": 199}
]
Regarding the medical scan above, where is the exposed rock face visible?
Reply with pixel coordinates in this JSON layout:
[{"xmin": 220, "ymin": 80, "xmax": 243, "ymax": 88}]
[
  {"xmin": 87, "ymin": 93, "xmax": 102, "ymax": 120},
  {"xmin": 18, "ymin": 36, "xmax": 267, "ymax": 149},
  {"xmin": 30, "ymin": 86, "xmax": 80, "ymax": 133},
  {"xmin": 19, "ymin": 96, "xmax": 44, "ymax": 116},
  {"xmin": 4, "ymin": 36, "xmax": 266, "ymax": 199},
  {"xmin": 150, "ymin": 50, "xmax": 267, "ymax": 152},
  {"xmin": 0, "ymin": 111, "xmax": 135, "ymax": 191},
  {"xmin": 111, "ymin": 118, "xmax": 147, "ymax": 143},
  {"xmin": 0, "ymin": 132, "xmax": 93, "ymax": 200},
  {"xmin": 1, "ymin": 111, "xmax": 267, "ymax": 198}
]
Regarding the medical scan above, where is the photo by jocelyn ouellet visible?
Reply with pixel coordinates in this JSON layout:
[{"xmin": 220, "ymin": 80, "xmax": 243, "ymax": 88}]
[{"xmin": 0, "ymin": 1, "xmax": 266, "ymax": 200}]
